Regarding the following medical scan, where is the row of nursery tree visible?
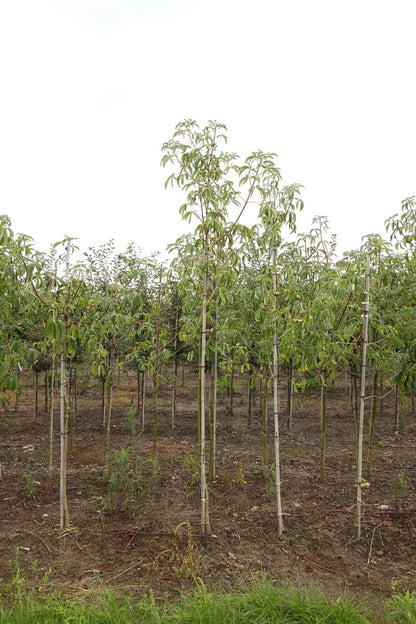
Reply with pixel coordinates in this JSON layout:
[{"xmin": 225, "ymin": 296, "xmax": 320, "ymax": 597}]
[{"xmin": 1, "ymin": 120, "xmax": 415, "ymax": 539}]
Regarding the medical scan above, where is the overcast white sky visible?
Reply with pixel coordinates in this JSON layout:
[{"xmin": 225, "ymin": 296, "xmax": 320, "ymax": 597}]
[{"xmin": 0, "ymin": 0, "xmax": 414, "ymax": 258}]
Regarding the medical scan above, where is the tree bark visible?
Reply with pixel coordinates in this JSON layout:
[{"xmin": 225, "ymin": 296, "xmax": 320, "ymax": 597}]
[{"xmin": 356, "ymin": 241, "xmax": 371, "ymax": 539}]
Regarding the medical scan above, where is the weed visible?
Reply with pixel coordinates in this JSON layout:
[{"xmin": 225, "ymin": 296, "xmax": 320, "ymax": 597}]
[
  {"xmin": 151, "ymin": 522, "xmax": 204, "ymax": 581},
  {"xmin": 126, "ymin": 402, "xmax": 137, "ymax": 438},
  {"xmin": 101, "ymin": 447, "xmax": 157, "ymax": 514},
  {"xmin": 393, "ymin": 471, "xmax": 408, "ymax": 510},
  {"xmin": 386, "ymin": 591, "xmax": 416, "ymax": 623},
  {"xmin": 178, "ymin": 452, "xmax": 199, "ymax": 488},
  {"xmin": 20, "ymin": 471, "xmax": 38, "ymax": 500}
]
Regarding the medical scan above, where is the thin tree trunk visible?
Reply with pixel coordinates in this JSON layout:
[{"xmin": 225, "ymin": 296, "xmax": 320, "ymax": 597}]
[
  {"xmin": 356, "ymin": 241, "xmax": 371, "ymax": 539},
  {"xmin": 44, "ymin": 370, "xmax": 49, "ymax": 414},
  {"xmin": 272, "ymin": 244, "xmax": 283, "ymax": 536},
  {"xmin": 105, "ymin": 380, "xmax": 113, "ymax": 455},
  {"xmin": 367, "ymin": 368, "xmax": 378, "ymax": 478},
  {"xmin": 229, "ymin": 364, "xmax": 234, "ymax": 418},
  {"xmin": 262, "ymin": 374, "xmax": 268, "ymax": 479},
  {"xmin": 379, "ymin": 377, "xmax": 384, "ymax": 419},
  {"xmin": 48, "ymin": 360, "xmax": 55, "ymax": 472},
  {"xmin": 137, "ymin": 369, "xmax": 141, "ymax": 421},
  {"xmin": 34, "ymin": 370, "xmax": 39, "ymax": 421},
  {"xmin": 320, "ymin": 374, "xmax": 328, "ymax": 482},
  {"xmin": 152, "ymin": 266, "xmax": 163, "ymax": 461},
  {"xmin": 395, "ymin": 383, "xmax": 400, "ymax": 432},
  {"xmin": 59, "ymin": 242, "xmax": 71, "ymax": 530},
  {"xmin": 73, "ymin": 366, "xmax": 78, "ymax": 422},
  {"xmin": 105, "ymin": 332, "xmax": 116, "ymax": 455},
  {"xmin": 101, "ymin": 378, "xmax": 107, "ymax": 431},
  {"xmin": 15, "ymin": 371, "xmax": 20, "ymax": 412},
  {"xmin": 287, "ymin": 356, "xmax": 294, "ymax": 433},
  {"xmin": 247, "ymin": 371, "xmax": 252, "ymax": 430},
  {"xmin": 141, "ymin": 372, "xmax": 146, "ymax": 433},
  {"xmin": 209, "ymin": 309, "xmax": 217, "ymax": 483},
  {"xmin": 200, "ymin": 241, "xmax": 210, "ymax": 534},
  {"xmin": 152, "ymin": 377, "xmax": 158, "ymax": 461},
  {"xmin": 171, "ymin": 308, "xmax": 179, "ymax": 432}
]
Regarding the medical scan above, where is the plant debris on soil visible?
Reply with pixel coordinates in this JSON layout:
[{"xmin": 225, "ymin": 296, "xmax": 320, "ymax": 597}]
[{"xmin": 0, "ymin": 368, "xmax": 415, "ymax": 610}]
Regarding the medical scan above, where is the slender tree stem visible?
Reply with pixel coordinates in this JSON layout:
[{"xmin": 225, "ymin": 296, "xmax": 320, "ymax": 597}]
[{"xmin": 356, "ymin": 241, "xmax": 371, "ymax": 539}]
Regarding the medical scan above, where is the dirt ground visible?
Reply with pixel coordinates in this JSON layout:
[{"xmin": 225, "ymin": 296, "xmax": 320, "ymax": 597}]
[{"xmin": 0, "ymin": 368, "xmax": 415, "ymax": 610}]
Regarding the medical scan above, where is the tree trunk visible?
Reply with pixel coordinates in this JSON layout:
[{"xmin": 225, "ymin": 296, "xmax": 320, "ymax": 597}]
[
  {"xmin": 141, "ymin": 372, "xmax": 146, "ymax": 433},
  {"xmin": 48, "ymin": 360, "xmax": 55, "ymax": 472},
  {"xmin": 262, "ymin": 373, "xmax": 268, "ymax": 479},
  {"xmin": 137, "ymin": 369, "xmax": 141, "ymax": 422},
  {"xmin": 272, "ymin": 245, "xmax": 283, "ymax": 536},
  {"xmin": 229, "ymin": 364, "xmax": 234, "ymax": 418},
  {"xmin": 209, "ymin": 313, "xmax": 217, "ymax": 483},
  {"xmin": 59, "ymin": 242, "xmax": 71, "ymax": 530},
  {"xmin": 101, "ymin": 378, "xmax": 107, "ymax": 431},
  {"xmin": 395, "ymin": 383, "xmax": 400, "ymax": 432},
  {"xmin": 44, "ymin": 370, "xmax": 49, "ymax": 414},
  {"xmin": 34, "ymin": 370, "xmax": 39, "ymax": 421},
  {"xmin": 367, "ymin": 368, "xmax": 378, "ymax": 479},
  {"xmin": 105, "ymin": 380, "xmax": 113, "ymax": 455},
  {"xmin": 356, "ymin": 241, "xmax": 371, "ymax": 539},
  {"xmin": 287, "ymin": 356, "xmax": 294, "ymax": 433},
  {"xmin": 171, "ymin": 308, "xmax": 179, "ymax": 432},
  {"xmin": 152, "ymin": 376, "xmax": 158, "ymax": 462},
  {"xmin": 320, "ymin": 374, "xmax": 328, "ymax": 482},
  {"xmin": 247, "ymin": 371, "xmax": 252, "ymax": 430},
  {"xmin": 199, "ymin": 241, "xmax": 210, "ymax": 534}
]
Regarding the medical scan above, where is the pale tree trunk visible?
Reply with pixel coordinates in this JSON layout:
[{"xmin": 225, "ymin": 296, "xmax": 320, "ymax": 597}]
[
  {"xmin": 395, "ymin": 383, "xmax": 400, "ymax": 432},
  {"xmin": 200, "ymin": 241, "xmax": 210, "ymax": 534},
  {"xmin": 287, "ymin": 356, "xmax": 294, "ymax": 433},
  {"xmin": 105, "ymin": 379, "xmax": 113, "ymax": 455},
  {"xmin": 152, "ymin": 376, "xmax": 158, "ymax": 461},
  {"xmin": 229, "ymin": 364, "xmax": 234, "ymax": 418},
  {"xmin": 379, "ymin": 377, "xmax": 384, "ymax": 418},
  {"xmin": 209, "ymin": 303, "xmax": 217, "ymax": 482},
  {"xmin": 48, "ymin": 356, "xmax": 55, "ymax": 472},
  {"xmin": 152, "ymin": 266, "xmax": 163, "ymax": 462},
  {"xmin": 141, "ymin": 372, "xmax": 146, "ymax": 433},
  {"xmin": 14, "ymin": 371, "xmax": 20, "ymax": 412},
  {"xmin": 247, "ymin": 371, "xmax": 252, "ymax": 430},
  {"xmin": 356, "ymin": 241, "xmax": 371, "ymax": 539},
  {"xmin": 105, "ymin": 333, "xmax": 115, "ymax": 455},
  {"xmin": 262, "ymin": 373, "xmax": 269, "ymax": 479},
  {"xmin": 171, "ymin": 306, "xmax": 179, "ymax": 432},
  {"xmin": 60, "ymin": 242, "xmax": 71, "ymax": 530},
  {"xmin": 367, "ymin": 368, "xmax": 378, "ymax": 479},
  {"xmin": 101, "ymin": 378, "xmax": 107, "ymax": 430},
  {"xmin": 137, "ymin": 369, "xmax": 141, "ymax": 423},
  {"xmin": 320, "ymin": 373, "xmax": 328, "ymax": 482},
  {"xmin": 44, "ymin": 370, "xmax": 49, "ymax": 414},
  {"xmin": 34, "ymin": 370, "xmax": 39, "ymax": 421},
  {"xmin": 272, "ymin": 245, "xmax": 284, "ymax": 536}
]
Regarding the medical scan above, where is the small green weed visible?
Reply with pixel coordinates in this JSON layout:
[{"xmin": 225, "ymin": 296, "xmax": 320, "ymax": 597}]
[
  {"xmin": 393, "ymin": 471, "xmax": 408, "ymax": 509},
  {"xmin": 386, "ymin": 591, "xmax": 416, "ymax": 623},
  {"xmin": 20, "ymin": 471, "xmax": 38, "ymax": 500},
  {"xmin": 178, "ymin": 452, "xmax": 199, "ymax": 488},
  {"xmin": 101, "ymin": 447, "xmax": 157, "ymax": 514},
  {"xmin": 126, "ymin": 402, "xmax": 137, "ymax": 437}
]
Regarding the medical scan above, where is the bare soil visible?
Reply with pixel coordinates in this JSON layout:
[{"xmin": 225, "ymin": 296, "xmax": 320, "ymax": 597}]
[{"xmin": 0, "ymin": 369, "xmax": 415, "ymax": 610}]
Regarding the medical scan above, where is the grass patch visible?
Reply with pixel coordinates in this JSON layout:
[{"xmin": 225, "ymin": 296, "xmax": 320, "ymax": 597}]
[{"xmin": 1, "ymin": 578, "xmax": 415, "ymax": 623}]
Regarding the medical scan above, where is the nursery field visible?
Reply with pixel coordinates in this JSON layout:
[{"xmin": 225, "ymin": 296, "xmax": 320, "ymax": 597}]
[{"xmin": 0, "ymin": 367, "xmax": 415, "ymax": 613}]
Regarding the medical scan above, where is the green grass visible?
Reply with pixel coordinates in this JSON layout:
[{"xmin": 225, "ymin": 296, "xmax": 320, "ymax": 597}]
[{"xmin": 1, "ymin": 579, "xmax": 415, "ymax": 623}]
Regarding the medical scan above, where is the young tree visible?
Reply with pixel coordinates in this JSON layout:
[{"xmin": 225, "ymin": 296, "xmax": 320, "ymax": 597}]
[{"xmin": 162, "ymin": 120, "xmax": 302, "ymax": 533}]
